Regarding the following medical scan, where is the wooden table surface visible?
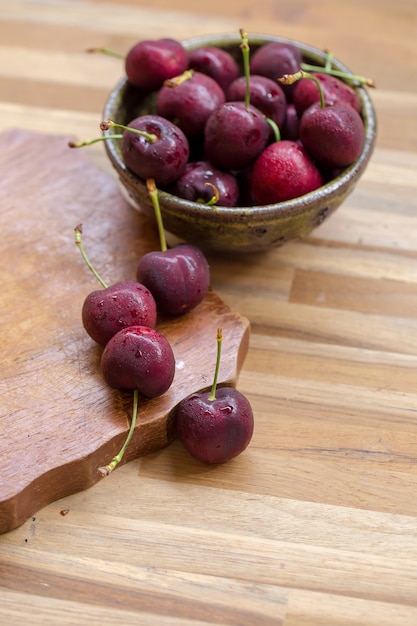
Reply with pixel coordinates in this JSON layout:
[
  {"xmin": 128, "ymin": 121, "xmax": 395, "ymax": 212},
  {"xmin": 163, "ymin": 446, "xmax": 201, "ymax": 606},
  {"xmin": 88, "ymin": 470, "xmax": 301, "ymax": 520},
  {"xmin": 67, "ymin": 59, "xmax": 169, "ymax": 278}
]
[{"xmin": 1, "ymin": 0, "xmax": 417, "ymax": 624}]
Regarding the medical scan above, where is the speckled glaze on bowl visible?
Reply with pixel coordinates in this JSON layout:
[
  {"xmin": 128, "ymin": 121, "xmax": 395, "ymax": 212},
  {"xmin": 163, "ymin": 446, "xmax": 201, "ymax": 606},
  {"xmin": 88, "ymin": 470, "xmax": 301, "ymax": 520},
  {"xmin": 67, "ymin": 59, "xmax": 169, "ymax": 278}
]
[{"xmin": 103, "ymin": 33, "xmax": 377, "ymax": 253}]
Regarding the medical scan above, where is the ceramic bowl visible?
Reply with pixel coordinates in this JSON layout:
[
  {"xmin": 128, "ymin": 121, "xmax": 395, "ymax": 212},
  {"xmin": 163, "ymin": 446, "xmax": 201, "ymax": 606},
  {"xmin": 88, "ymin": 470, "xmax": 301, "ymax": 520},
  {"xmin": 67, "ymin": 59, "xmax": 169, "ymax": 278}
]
[{"xmin": 102, "ymin": 33, "xmax": 377, "ymax": 253}]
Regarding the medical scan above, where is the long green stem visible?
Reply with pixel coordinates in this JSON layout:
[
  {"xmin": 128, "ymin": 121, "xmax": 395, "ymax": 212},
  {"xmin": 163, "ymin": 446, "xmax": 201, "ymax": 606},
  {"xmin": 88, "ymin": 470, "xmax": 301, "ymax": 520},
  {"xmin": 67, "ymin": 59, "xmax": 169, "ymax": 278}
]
[
  {"xmin": 98, "ymin": 389, "xmax": 139, "ymax": 476},
  {"xmin": 147, "ymin": 178, "xmax": 167, "ymax": 252},
  {"xmin": 74, "ymin": 224, "xmax": 108, "ymax": 288},
  {"xmin": 324, "ymin": 49, "xmax": 334, "ymax": 71},
  {"xmin": 69, "ymin": 119, "xmax": 158, "ymax": 150},
  {"xmin": 100, "ymin": 119, "xmax": 157, "ymax": 142},
  {"xmin": 68, "ymin": 134, "xmax": 123, "ymax": 149},
  {"xmin": 239, "ymin": 29, "xmax": 251, "ymax": 109},
  {"xmin": 300, "ymin": 62, "xmax": 375, "ymax": 87},
  {"xmin": 208, "ymin": 328, "xmax": 223, "ymax": 402},
  {"xmin": 86, "ymin": 47, "xmax": 125, "ymax": 60}
]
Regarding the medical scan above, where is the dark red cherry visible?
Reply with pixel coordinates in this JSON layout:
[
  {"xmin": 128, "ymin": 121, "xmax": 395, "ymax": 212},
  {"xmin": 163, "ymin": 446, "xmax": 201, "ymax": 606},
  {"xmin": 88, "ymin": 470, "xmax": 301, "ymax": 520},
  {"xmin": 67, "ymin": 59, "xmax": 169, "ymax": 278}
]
[
  {"xmin": 204, "ymin": 101, "xmax": 270, "ymax": 171},
  {"xmin": 100, "ymin": 326, "xmax": 175, "ymax": 396},
  {"xmin": 293, "ymin": 72, "xmax": 362, "ymax": 116},
  {"xmin": 170, "ymin": 160, "xmax": 239, "ymax": 207},
  {"xmin": 124, "ymin": 38, "xmax": 188, "ymax": 91},
  {"xmin": 249, "ymin": 42, "xmax": 302, "ymax": 99},
  {"xmin": 188, "ymin": 46, "xmax": 240, "ymax": 92},
  {"xmin": 226, "ymin": 74, "xmax": 287, "ymax": 128},
  {"xmin": 136, "ymin": 244, "xmax": 210, "ymax": 315},
  {"xmin": 82, "ymin": 280, "xmax": 157, "ymax": 348},
  {"xmin": 121, "ymin": 115, "xmax": 190, "ymax": 187},
  {"xmin": 176, "ymin": 387, "xmax": 254, "ymax": 464},
  {"xmin": 299, "ymin": 101, "xmax": 365, "ymax": 168},
  {"xmin": 156, "ymin": 71, "xmax": 225, "ymax": 140},
  {"xmin": 175, "ymin": 328, "xmax": 254, "ymax": 465}
]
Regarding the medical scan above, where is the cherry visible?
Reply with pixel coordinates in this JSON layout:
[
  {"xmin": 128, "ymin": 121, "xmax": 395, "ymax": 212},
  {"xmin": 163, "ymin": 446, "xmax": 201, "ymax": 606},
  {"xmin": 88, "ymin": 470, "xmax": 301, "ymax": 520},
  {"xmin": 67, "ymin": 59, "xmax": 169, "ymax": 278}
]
[
  {"xmin": 124, "ymin": 38, "xmax": 188, "ymax": 91},
  {"xmin": 226, "ymin": 74, "xmax": 287, "ymax": 128},
  {"xmin": 98, "ymin": 326, "xmax": 175, "ymax": 476},
  {"xmin": 203, "ymin": 31, "xmax": 271, "ymax": 171},
  {"xmin": 75, "ymin": 225, "xmax": 157, "ymax": 347},
  {"xmin": 69, "ymin": 116, "xmax": 190, "ymax": 188},
  {"xmin": 156, "ymin": 70, "xmax": 225, "ymax": 141},
  {"xmin": 204, "ymin": 101, "xmax": 270, "ymax": 171},
  {"xmin": 249, "ymin": 41, "xmax": 302, "ymax": 99},
  {"xmin": 279, "ymin": 70, "xmax": 366, "ymax": 169},
  {"xmin": 82, "ymin": 280, "xmax": 157, "ymax": 348},
  {"xmin": 250, "ymin": 139, "xmax": 323, "ymax": 204},
  {"xmin": 299, "ymin": 101, "xmax": 365, "ymax": 168},
  {"xmin": 117, "ymin": 116, "xmax": 190, "ymax": 187},
  {"xmin": 175, "ymin": 328, "xmax": 254, "ymax": 464},
  {"xmin": 136, "ymin": 179, "xmax": 210, "ymax": 315},
  {"xmin": 250, "ymin": 41, "xmax": 302, "ymax": 79},
  {"xmin": 100, "ymin": 325, "xmax": 175, "ymax": 394},
  {"xmin": 292, "ymin": 71, "xmax": 362, "ymax": 116},
  {"xmin": 188, "ymin": 46, "xmax": 240, "ymax": 92},
  {"xmin": 137, "ymin": 243, "xmax": 211, "ymax": 314},
  {"xmin": 170, "ymin": 160, "xmax": 240, "ymax": 207}
]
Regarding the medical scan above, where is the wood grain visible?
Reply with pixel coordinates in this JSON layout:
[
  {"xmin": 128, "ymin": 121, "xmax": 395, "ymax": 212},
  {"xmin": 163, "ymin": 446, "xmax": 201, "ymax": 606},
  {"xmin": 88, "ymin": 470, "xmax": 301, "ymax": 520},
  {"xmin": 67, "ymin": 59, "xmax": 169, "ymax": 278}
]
[
  {"xmin": 0, "ymin": 1, "xmax": 417, "ymax": 624},
  {"xmin": 0, "ymin": 129, "xmax": 250, "ymax": 535}
]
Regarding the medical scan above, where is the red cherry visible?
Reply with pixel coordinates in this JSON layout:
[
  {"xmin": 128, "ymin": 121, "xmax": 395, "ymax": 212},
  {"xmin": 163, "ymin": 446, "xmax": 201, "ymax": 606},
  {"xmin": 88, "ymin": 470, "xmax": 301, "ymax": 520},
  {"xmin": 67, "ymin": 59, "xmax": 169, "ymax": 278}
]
[
  {"xmin": 136, "ymin": 244, "xmax": 210, "ymax": 315},
  {"xmin": 226, "ymin": 74, "xmax": 287, "ymax": 128},
  {"xmin": 82, "ymin": 280, "xmax": 157, "ymax": 347},
  {"xmin": 204, "ymin": 101, "xmax": 270, "ymax": 171},
  {"xmin": 125, "ymin": 38, "xmax": 188, "ymax": 91},
  {"xmin": 101, "ymin": 326, "xmax": 175, "ymax": 396},
  {"xmin": 249, "ymin": 41, "xmax": 302, "ymax": 99},
  {"xmin": 121, "ymin": 115, "xmax": 190, "ymax": 187},
  {"xmin": 156, "ymin": 71, "xmax": 225, "ymax": 141},
  {"xmin": 299, "ymin": 102, "xmax": 365, "ymax": 168},
  {"xmin": 293, "ymin": 72, "xmax": 362, "ymax": 116},
  {"xmin": 251, "ymin": 140, "xmax": 323, "ymax": 204},
  {"xmin": 176, "ymin": 387, "xmax": 254, "ymax": 464},
  {"xmin": 170, "ymin": 160, "xmax": 239, "ymax": 207},
  {"xmin": 175, "ymin": 329, "xmax": 254, "ymax": 464},
  {"xmin": 188, "ymin": 46, "xmax": 240, "ymax": 92}
]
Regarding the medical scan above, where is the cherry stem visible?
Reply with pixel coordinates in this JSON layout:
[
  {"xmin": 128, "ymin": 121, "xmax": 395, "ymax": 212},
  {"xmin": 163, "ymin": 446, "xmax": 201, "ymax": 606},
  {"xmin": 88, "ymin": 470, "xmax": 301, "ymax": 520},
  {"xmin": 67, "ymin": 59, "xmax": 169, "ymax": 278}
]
[
  {"xmin": 278, "ymin": 70, "xmax": 325, "ymax": 108},
  {"xmin": 208, "ymin": 328, "xmax": 223, "ymax": 402},
  {"xmin": 200, "ymin": 182, "xmax": 220, "ymax": 206},
  {"xmin": 324, "ymin": 49, "xmax": 334, "ymax": 71},
  {"xmin": 163, "ymin": 69, "xmax": 194, "ymax": 88},
  {"xmin": 100, "ymin": 119, "xmax": 158, "ymax": 143},
  {"xmin": 68, "ymin": 134, "xmax": 123, "ymax": 149},
  {"xmin": 98, "ymin": 389, "xmax": 139, "ymax": 476},
  {"xmin": 86, "ymin": 47, "xmax": 125, "ymax": 60},
  {"xmin": 74, "ymin": 224, "xmax": 108, "ymax": 288},
  {"xmin": 266, "ymin": 117, "xmax": 281, "ymax": 142},
  {"xmin": 69, "ymin": 119, "xmax": 158, "ymax": 149},
  {"xmin": 146, "ymin": 178, "xmax": 167, "ymax": 252},
  {"xmin": 239, "ymin": 28, "xmax": 251, "ymax": 109},
  {"xmin": 300, "ymin": 62, "xmax": 375, "ymax": 87}
]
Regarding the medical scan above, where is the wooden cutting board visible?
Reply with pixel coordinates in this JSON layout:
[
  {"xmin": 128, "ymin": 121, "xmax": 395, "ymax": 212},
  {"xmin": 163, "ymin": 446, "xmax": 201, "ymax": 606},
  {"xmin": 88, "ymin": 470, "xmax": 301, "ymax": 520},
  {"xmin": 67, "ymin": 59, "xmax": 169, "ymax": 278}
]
[{"xmin": 0, "ymin": 129, "xmax": 250, "ymax": 535}]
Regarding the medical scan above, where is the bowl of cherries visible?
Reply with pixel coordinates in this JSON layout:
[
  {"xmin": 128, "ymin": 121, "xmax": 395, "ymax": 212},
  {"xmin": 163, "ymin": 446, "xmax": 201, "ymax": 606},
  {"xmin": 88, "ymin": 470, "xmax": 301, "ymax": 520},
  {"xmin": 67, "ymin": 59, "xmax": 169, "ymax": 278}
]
[{"xmin": 94, "ymin": 31, "xmax": 377, "ymax": 253}]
